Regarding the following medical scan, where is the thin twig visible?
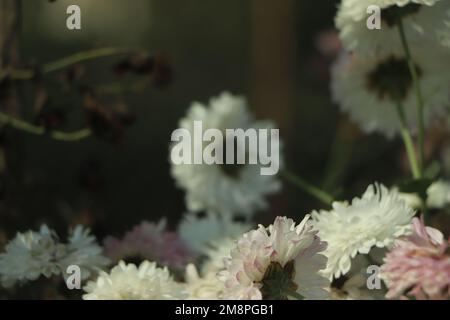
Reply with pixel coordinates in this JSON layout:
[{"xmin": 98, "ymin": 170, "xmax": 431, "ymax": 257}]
[
  {"xmin": 0, "ymin": 111, "xmax": 91, "ymax": 141},
  {"xmin": 0, "ymin": 47, "xmax": 133, "ymax": 81}
]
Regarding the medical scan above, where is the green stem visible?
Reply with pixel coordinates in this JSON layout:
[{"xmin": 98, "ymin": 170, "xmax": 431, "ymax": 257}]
[
  {"xmin": 397, "ymin": 19, "xmax": 425, "ymax": 174},
  {"xmin": 395, "ymin": 102, "xmax": 421, "ymax": 179},
  {"xmin": 0, "ymin": 111, "xmax": 91, "ymax": 141},
  {"xmin": 43, "ymin": 47, "xmax": 130, "ymax": 73},
  {"xmin": 0, "ymin": 47, "xmax": 133, "ymax": 80},
  {"xmin": 282, "ymin": 170, "xmax": 335, "ymax": 206},
  {"xmin": 285, "ymin": 289, "xmax": 304, "ymax": 300}
]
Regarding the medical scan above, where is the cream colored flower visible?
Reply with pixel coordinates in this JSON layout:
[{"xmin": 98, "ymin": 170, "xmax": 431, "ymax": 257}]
[
  {"xmin": 312, "ymin": 184, "xmax": 415, "ymax": 280},
  {"xmin": 83, "ymin": 261, "xmax": 185, "ymax": 300}
]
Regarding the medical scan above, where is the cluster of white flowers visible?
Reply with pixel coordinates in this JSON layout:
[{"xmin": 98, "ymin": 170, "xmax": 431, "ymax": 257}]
[
  {"xmin": 80, "ymin": 0, "xmax": 450, "ymax": 301},
  {"xmin": 2, "ymin": 0, "xmax": 450, "ymax": 302},
  {"xmin": 0, "ymin": 225, "xmax": 109, "ymax": 288}
]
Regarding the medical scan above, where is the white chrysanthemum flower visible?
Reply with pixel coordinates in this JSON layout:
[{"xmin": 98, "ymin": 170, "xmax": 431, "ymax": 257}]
[
  {"xmin": 331, "ymin": 50, "xmax": 450, "ymax": 138},
  {"xmin": 83, "ymin": 261, "xmax": 185, "ymax": 300},
  {"xmin": 312, "ymin": 184, "xmax": 415, "ymax": 280},
  {"xmin": 427, "ymin": 180, "xmax": 450, "ymax": 208},
  {"xmin": 219, "ymin": 216, "xmax": 329, "ymax": 300},
  {"xmin": 0, "ymin": 225, "xmax": 64, "ymax": 287},
  {"xmin": 178, "ymin": 212, "xmax": 251, "ymax": 254},
  {"xmin": 336, "ymin": 0, "xmax": 450, "ymax": 56},
  {"xmin": 0, "ymin": 225, "xmax": 109, "ymax": 288},
  {"xmin": 184, "ymin": 264, "xmax": 224, "ymax": 300},
  {"xmin": 170, "ymin": 92, "xmax": 282, "ymax": 217},
  {"xmin": 58, "ymin": 226, "xmax": 110, "ymax": 281}
]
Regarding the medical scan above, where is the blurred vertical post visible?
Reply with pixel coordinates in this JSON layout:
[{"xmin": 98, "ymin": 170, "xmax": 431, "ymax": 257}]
[
  {"xmin": 0, "ymin": 0, "xmax": 21, "ymax": 69},
  {"xmin": 251, "ymin": 0, "xmax": 297, "ymax": 219},
  {"xmin": 250, "ymin": 0, "xmax": 296, "ymax": 136}
]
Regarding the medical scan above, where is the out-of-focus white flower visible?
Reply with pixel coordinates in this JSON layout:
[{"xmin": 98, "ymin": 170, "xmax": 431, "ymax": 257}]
[
  {"xmin": 394, "ymin": 180, "xmax": 450, "ymax": 210},
  {"xmin": 0, "ymin": 226, "xmax": 64, "ymax": 287},
  {"xmin": 184, "ymin": 264, "xmax": 224, "ymax": 300},
  {"xmin": 170, "ymin": 92, "xmax": 282, "ymax": 218},
  {"xmin": 178, "ymin": 212, "xmax": 251, "ymax": 254},
  {"xmin": 0, "ymin": 225, "xmax": 109, "ymax": 288},
  {"xmin": 59, "ymin": 226, "xmax": 110, "ymax": 281},
  {"xmin": 219, "ymin": 216, "xmax": 329, "ymax": 300},
  {"xmin": 312, "ymin": 184, "xmax": 415, "ymax": 280},
  {"xmin": 336, "ymin": 0, "xmax": 450, "ymax": 56},
  {"xmin": 331, "ymin": 50, "xmax": 450, "ymax": 138},
  {"xmin": 83, "ymin": 261, "xmax": 185, "ymax": 300},
  {"xmin": 427, "ymin": 180, "xmax": 450, "ymax": 208}
]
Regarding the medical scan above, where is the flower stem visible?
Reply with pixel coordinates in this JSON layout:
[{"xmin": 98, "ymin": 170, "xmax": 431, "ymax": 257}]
[
  {"xmin": 395, "ymin": 102, "xmax": 421, "ymax": 179},
  {"xmin": 284, "ymin": 289, "xmax": 304, "ymax": 300},
  {"xmin": 397, "ymin": 19, "xmax": 425, "ymax": 174},
  {"xmin": 0, "ymin": 47, "xmax": 132, "ymax": 80},
  {"xmin": 0, "ymin": 111, "xmax": 91, "ymax": 141},
  {"xmin": 281, "ymin": 170, "xmax": 335, "ymax": 206},
  {"xmin": 43, "ymin": 47, "xmax": 130, "ymax": 74}
]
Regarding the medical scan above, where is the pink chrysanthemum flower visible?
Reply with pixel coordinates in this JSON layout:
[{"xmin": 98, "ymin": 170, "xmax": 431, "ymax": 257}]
[
  {"xmin": 380, "ymin": 217, "xmax": 450, "ymax": 300},
  {"xmin": 103, "ymin": 219, "xmax": 193, "ymax": 270},
  {"xmin": 219, "ymin": 216, "xmax": 330, "ymax": 300}
]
